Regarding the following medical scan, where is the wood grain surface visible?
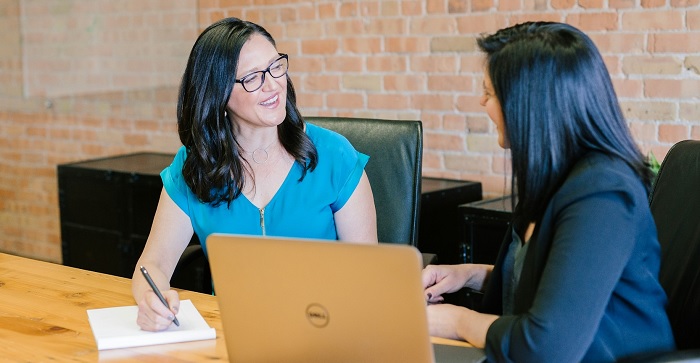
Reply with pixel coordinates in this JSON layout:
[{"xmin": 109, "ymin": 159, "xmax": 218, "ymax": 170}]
[{"xmin": 0, "ymin": 252, "xmax": 470, "ymax": 362}]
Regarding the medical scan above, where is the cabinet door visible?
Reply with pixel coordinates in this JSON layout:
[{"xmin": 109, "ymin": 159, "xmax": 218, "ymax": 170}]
[
  {"xmin": 462, "ymin": 215, "xmax": 509, "ymax": 264},
  {"xmin": 58, "ymin": 153, "xmax": 175, "ymax": 278},
  {"xmin": 127, "ymin": 174, "xmax": 163, "ymax": 239},
  {"xmin": 58, "ymin": 168, "xmax": 124, "ymax": 231},
  {"xmin": 61, "ymin": 225, "xmax": 124, "ymax": 276}
]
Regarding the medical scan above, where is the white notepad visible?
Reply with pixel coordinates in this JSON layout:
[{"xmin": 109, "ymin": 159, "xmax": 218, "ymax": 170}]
[{"xmin": 87, "ymin": 299, "xmax": 216, "ymax": 350}]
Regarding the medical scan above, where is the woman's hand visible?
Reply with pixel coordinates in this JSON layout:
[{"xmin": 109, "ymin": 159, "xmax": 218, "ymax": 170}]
[
  {"xmin": 136, "ymin": 289, "xmax": 181, "ymax": 331},
  {"xmin": 422, "ymin": 264, "xmax": 466, "ymax": 304}
]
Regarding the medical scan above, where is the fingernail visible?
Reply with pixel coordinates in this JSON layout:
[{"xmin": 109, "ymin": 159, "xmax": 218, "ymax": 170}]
[{"xmin": 168, "ymin": 315, "xmax": 174, "ymax": 321}]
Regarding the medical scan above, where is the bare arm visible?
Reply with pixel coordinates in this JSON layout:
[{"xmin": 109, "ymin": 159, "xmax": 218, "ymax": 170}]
[
  {"xmin": 427, "ymin": 304, "xmax": 499, "ymax": 348},
  {"xmin": 132, "ymin": 188, "xmax": 194, "ymax": 331},
  {"xmin": 333, "ymin": 171, "xmax": 378, "ymax": 244}
]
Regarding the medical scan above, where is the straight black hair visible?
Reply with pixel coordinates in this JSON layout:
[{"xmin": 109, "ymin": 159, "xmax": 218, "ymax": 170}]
[
  {"xmin": 177, "ymin": 17, "xmax": 317, "ymax": 207},
  {"xmin": 477, "ymin": 22, "xmax": 652, "ymax": 228}
]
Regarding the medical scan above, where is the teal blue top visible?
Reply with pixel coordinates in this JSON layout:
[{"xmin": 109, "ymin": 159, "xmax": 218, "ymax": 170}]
[{"xmin": 161, "ymin": 123, "xmax": 369, "ymax": 255}]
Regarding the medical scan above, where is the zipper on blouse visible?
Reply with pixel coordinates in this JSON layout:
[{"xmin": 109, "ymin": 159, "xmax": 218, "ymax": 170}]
[{"xmin": 259, "ymin": 208, "xmax": 266, "ymax": 236}]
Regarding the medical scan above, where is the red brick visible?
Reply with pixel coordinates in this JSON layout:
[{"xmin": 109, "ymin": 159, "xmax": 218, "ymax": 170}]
[
  {"xmin": 426, "ymin": 0, "xmax": 446, "ymax": 14},
  {"xmin": 644, "ymin": 79, "xmax": 700, "ymax": 99},
  {"xmin": 428, "ymin": 75, "xmax": 473, "ymax": 92},
  {"xmin": 612, "ymin": 78, "xmax": 644, "ymax": 98},
  {"xmin": 448, "ymin": 0, "xmax": 468, "ymax": 13},
  {"xmin": 552, "ymin": 0, "xmax": 576, "ymax": 9},
  {"xmin": 327, "ymin": 93, "xmax": 364, "ymax": 108},
  {"xmin": 401, "ymin": 1, "xmax": 422, "ymax": 16},
  {"xmin": 384, "ymin": 74, "xmax": 426, "ymax": 92},
  {"xmin": 472, "ymin": 0, "xmax": 493, "ymax": 11},
  {"xmin": 443, "ymin": 114, "xmax": 467, "ymax": 131},
  {"xmin": 642, "ymin": 0, "xmax": 666, "ymax": 7},
  {"xmin": 608, "ymin": 0, "xmax": 636, "ymax": 9},
  {"xmin": 658, "ymin": 124, "xmax": 690, "ymax": 143},
  {"xmin": 342, "ymin": 37, "xmax": 381, "ymax": 53},
  {"xmin": 629, "ymin": 122, "xmax": 658, "ymax": 143},
  {"xmin": 579, "ymin": 0, "xmax": 606, "ymax": 8},
  {"xmin": 422, "ymin": 151, "xmax": 443, "ymax": 171},
  {"xmin": 622, "ymin": 10, "xmax": 685, "ymax": 30},
  {"xmin": 339, "ymin": 2, "xmax": 359, "ymax": 17},
  {"xmin": 445, "ymin": 153, "xmax": 492, "ymax": 173},
  {"xmin": 367, "ymin": 18, "xmax": 406, "ymax": 35},
  {"xmin": 366, "ymin": 56, "xmax": 407, "ymax": 72},
  {"xmin": 411, "ymin": 55, "xmax": 458, "ymax": 73},
  {"xmin": 410, "ymin": 94, "xmax": 456, "ymax": 110},
  {"xmin": 566, "ymin": 12, "xmax": 618, "ymax": 31},
  {"xmin": 380, "ymin": 1, "xmax": 400, "ymax": 16},
  {"xmin": 688, "ymin": 10, "xmax": 700, "ymax": 30},
  {"xmin": 650, "ymin": 33, "xmax": 700, "ymax": 52},
  {"xmin": 367, "ymin": 94, "xmax": 410, "ymax": 110},
  {"xmin": 301, "ymin": 39, "xmax": 339, "ymax": 54},
  {"xmin": 325, "ymin": 56, "xmax": 364, "ymax": 72},
  {"xmin": 386, "ymin": 36, "xmax": 431, "ymax": 53},
  {"xmin": 425, "ymin": 132, "xmax": 466, "ymax": 151},
  {"xmin": 672, "ymin": 0, "xmax": 700, "ymax": 5},
  {"xmin": 326, "ymin": 19, "xmax": 363, "ymax": 37},
  {"xmin": 301, "ymin": 74, "xmax": 341, "ymax": 92}
]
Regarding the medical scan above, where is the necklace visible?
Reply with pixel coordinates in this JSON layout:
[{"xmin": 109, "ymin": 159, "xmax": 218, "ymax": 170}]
[{"xmin": 245, "ymin": 139, "xmax": 277, "ymax": 164}]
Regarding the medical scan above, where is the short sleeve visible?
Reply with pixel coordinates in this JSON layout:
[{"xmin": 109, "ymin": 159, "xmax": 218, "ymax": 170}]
[
  {"xmin": 305, "ymin": 123, "xmax": 369, "ymax": 213},
  {"xmin": 160, "ymin": 146, "xmax": 192, "ymax": 216},
  {"xmin": 331, "ymin": 150, "xmax": 368, "ymax": 212}
]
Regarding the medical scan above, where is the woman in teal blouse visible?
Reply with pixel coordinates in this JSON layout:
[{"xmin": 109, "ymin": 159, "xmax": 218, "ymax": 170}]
[
  {"xmin": 132, "ymin": 17, "xmax": 378, "ymax": 332},
  {"xmin": 162, "ymin": 122, "xmax": 371, "ymax": 256}
]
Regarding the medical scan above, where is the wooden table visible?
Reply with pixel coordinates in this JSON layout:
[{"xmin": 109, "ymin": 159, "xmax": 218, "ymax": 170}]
[
  {"xmin": 0, "ymin": 252, "xmax": 470, "ymax": 362},
  {"xmin": 0, "ymin": 252, "xmax": 227, "ymax": 361}
]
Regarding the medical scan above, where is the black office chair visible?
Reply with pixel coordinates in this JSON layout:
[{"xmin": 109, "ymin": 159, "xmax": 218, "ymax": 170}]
[
  {"xmin": 621, "ymin": 140, "xmax": 700, "ymax": 362},
  {"xmin": 306, "ymin": 116, "xmax": 423, "ymax": 246},
  {"xmin": 171, "ymin": 116, "xmax": 431, "ymax": 293},
  {"xmin": 170, "ymin": 236, "xmax": 212, "ymax": 294}
]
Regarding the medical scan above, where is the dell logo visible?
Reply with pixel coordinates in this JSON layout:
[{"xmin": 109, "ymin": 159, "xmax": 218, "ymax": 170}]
[{"xmin": 306, "ymin": 303, "xmax": 330, "ymax": 328}]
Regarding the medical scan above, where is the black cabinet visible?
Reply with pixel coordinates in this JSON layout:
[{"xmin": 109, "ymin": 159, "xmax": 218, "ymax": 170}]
[
  {"xmin": 58, "ymin": 152, "xmax": 174, "ymax": 278},
  {"xmin": 459, "ymin": 195, "xmax": 513, "ymax": 265},
  {"xmin": 446, "ymin": 196, "xmax": 512, "ymax": 309},
  {"xmin": 418, "ymin": 178, "xmax": 482, "ymax": 264},
  {"xmin": 58, "ymin": 153, "xmax": 483, "ymax": 280}
]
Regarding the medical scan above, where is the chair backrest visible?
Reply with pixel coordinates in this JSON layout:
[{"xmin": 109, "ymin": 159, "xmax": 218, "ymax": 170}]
[
  {"xmin": 305, "ymin": 116, "xmax": 423, "ymax": 246},
  {"xmin": 648, "ymin": 139, "xmax": 700, "ymax": 350}
]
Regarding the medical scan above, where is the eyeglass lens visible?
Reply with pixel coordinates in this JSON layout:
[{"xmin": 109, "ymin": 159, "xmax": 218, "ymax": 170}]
[{"xmin": 240, "ymin": 56, "xmax": 288, "ymax": 92}]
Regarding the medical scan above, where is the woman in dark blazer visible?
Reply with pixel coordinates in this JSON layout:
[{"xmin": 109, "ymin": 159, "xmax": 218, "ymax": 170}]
[{"xmin": 422, "ymin": 22, "xmax": 675, "ymax": 362}]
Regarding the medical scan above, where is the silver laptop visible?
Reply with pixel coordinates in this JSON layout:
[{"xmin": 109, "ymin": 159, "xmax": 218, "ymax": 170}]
[{"xmin": 206, "ymin": 233, "xmax": 485, "ymax": 363}]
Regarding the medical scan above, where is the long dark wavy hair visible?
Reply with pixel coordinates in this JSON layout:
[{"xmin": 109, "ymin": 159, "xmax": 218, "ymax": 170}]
[
  {"xmin": 477, "ymin": 22, "xmax": 653, "ymax": 231},
  {"xmin": 177, "ymin": 17, "xmax": 318, "ymax": 207}
]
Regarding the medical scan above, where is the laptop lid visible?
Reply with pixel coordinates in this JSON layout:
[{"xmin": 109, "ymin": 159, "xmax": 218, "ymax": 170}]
[{"xmin": 206, "ymin": 233, "xmax": 435, "ymax": 363}]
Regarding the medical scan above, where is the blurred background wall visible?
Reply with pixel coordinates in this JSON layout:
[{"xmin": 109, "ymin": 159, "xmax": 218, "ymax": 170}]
[{"xmin": 1, "ymin": 0, "xmax": 698, "ymax": 262}]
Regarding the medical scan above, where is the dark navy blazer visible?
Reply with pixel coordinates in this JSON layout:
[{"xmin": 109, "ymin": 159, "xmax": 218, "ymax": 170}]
[{"xmin": 481, "ymin": 152, "xmax": 675, "ymax": 362}]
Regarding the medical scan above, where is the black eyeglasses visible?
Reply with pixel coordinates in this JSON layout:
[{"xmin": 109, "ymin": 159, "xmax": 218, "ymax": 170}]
[{"xmin": 234, "ymin": 54, "xmax": 289, "ymax": 93}]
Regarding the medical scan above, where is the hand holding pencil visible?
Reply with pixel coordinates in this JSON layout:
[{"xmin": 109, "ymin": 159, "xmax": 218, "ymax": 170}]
[{"xmin": 137, "ymin": 265, "xmax": 180, "ymax": 330}]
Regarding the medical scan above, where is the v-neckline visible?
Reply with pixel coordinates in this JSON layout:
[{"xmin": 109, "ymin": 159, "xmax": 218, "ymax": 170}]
[{"xmin": 241, "ymin": 160, "xmax": 297, "ymax": 210}]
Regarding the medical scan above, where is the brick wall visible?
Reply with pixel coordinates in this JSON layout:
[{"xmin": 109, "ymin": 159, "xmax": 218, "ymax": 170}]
[
  {"xmin": 0, "ymin": 0, "xmax": 21, "ymax": 98},
  {"xmin": 21, "ymin": 0, "xmax": 197, "ymax": 98},
  {"xmin": 1, "ymin": 0, "xmax": 699, "ymax": 262},
  {"xmin": 200, "ymin": 0, "xmax": 700, "ymax": 185}
]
